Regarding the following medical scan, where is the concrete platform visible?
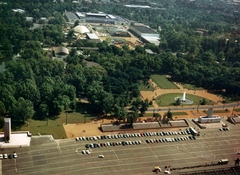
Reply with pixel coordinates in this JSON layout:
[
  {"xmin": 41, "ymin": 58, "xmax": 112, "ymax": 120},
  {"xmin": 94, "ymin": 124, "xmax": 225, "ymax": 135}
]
[{"xmin": 0, "ymin": 132, "xmax": 31, "ymax": 148}]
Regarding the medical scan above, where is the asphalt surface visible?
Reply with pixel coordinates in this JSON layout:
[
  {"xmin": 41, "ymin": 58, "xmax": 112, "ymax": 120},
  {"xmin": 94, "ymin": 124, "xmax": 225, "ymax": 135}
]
[
  {"xmin": 1, "ymin": 121, "xmax": 240, "ymax": 175},
  {"xmin": 148, "ymin": 102, "xmax": 240, "ymax": 112}
]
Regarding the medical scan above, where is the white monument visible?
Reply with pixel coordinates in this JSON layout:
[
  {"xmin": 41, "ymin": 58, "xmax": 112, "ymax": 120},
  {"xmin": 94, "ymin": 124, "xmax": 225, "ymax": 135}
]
[
  {"xmin": 182, "ymin": 91, "xmax": 186, "ymax": 101},
  {"xmin": 198, "ymin": 108, "xmax": 221, "ymax": 123}
]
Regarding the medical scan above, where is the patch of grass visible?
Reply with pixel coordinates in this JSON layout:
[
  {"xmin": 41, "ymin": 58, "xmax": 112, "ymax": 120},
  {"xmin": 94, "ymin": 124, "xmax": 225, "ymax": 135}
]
[
  {"xmin": 155, "ymin": 93, "xmax": 215, "ymax": 106},
  {"xmin": 150, "ymin": 74, "xmax": 179, "ymax": 89},
  {"xmin": 168, "ymin": 112, "xmax": 188, "ymax": 116},
  {"xmin": 181, "ymin": 83, "xmax": 204, "ymax": 90},
  {"xmin": 203, "ymin": 109, "xmax": 229, "ymax": 114},
  {"xmin": 234, "ymin": 108, "xmax": 240, "ymax": 112},
  {"xmin": 139, "ymin": 82, "xmax": 154, "ymax": 91},
  {"xmin": 213, "ymin": 109, "xmax": 229, "ymax": 113},
  {"xmin": 19, "ymin": 112, "xmax": 96, "ymax": 139}
]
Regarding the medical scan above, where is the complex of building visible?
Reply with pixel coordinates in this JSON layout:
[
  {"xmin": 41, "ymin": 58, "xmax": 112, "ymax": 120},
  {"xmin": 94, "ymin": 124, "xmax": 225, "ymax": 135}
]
[
  {"xmin": 64, "ymin": 12, "xmax": 160, "ymax": 46},
  {"xmin": 64, "ymin": 12, "xmax": 129, "ymax": 25}
]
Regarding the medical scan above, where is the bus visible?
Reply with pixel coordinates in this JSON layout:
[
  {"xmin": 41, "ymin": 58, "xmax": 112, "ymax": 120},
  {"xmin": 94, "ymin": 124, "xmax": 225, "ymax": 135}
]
[{"xmin": 189, "ymin": 127, "xmax": 198, "ymax": 136}]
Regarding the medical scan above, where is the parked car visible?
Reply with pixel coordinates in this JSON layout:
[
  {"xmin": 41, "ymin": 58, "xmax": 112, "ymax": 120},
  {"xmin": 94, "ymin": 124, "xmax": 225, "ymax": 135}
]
[
  {"xmin": 75, "ymin": 137, "xmax": 79, "ymax": 141},
  {"xmin": 86, "ymin": 150, "xmax": 91, "ymax": 154},
  {"xmin": 98, "ymin": 155, "xmax": 104, "ymax": 158},
  {"xmin": 13, "ymin": 153, "xmax": 17, "ymax": 158},
  {"xmin": 82, "ymin": 150, "xmax": 86, "ymax": 154},
  {"xmin": 0, "ymin": 154, "xmax": 3, "ymax": 159},
  {"xmin": 3, "ymin": 154, "xmax": 7, "ymax": 159}
]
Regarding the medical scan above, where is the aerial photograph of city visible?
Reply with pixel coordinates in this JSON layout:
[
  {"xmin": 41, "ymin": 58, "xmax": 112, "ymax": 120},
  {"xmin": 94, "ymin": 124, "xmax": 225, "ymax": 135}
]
[{"xmin": 0, "ymin": 0, "xmax": 240, "ymax": 174}]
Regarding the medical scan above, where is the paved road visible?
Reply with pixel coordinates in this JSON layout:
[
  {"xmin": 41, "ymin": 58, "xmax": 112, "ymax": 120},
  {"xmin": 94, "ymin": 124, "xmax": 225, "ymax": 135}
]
[
  {"xmin": 147, "ymin": 102, "xmax": 240, "ymax": 112},
  {"xmin": 1, "ymin": 121, "xmax": 240, "ymax": 175}
]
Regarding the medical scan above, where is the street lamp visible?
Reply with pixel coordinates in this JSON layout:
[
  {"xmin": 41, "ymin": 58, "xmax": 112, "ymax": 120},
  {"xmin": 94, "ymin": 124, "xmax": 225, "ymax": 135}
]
[
  {"xmin": 84, "ymin": 111, "xmax": 87, "ymax": 124},
  {"xmin": 46, "ymin": 113, "xmax": 49, "ymax": 126},
  {"xmin": 65, "ymin": 111, "xmax": 68, "ymax": 125}
]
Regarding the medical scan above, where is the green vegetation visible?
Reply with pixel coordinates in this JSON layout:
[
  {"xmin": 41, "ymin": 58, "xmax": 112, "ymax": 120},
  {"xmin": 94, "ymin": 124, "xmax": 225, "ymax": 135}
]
[
  {"xmin": 234, "ymin": 108, "xmax": 240, "ymax": 112},
  {"xmin": 169, "ymin": 112, "xmax": 188, "ymax": 116},
  {"xmin": 155, "ymin": 93, "xmax": 215, "ymax": 106},
  {"xmin": 181, "ymin": 84, "xmax": 204, "ymax": 90},
  {"xmin": 0, "ymin": 0, "xmax": 240, "ymax": 133},
  {"xmin": 19, "ymin": 112, "xmax": 95, "ymax": 139},
  {"xmin": 150, "ymin": 75, "xmax": 179, "ymax": 89},
  {"xmin": 203, "ymin": 109, "xmax": 229, "ymax": 114},
  {"xmin": 139, "ymin": 82, "xmax": 155, "ymax": 91}
]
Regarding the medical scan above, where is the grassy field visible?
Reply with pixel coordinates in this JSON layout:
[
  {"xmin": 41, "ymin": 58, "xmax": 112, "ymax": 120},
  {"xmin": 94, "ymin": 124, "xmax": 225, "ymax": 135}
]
[
  {"xmin": 150, "ymin": 74, "xmax": 179, "ymax": 89},
  {"xmin": 139, "ymin": 81, "xmax": 155, "ymax": 91},
  {"xmin": 19, "ymin": 112, "xmax": 95, "ymax": 139},
  {"xmin": 181, "ymin": 83, "xmax": 204, "ymax": 90},
  {"xmin": 203, "ymin": 109, "xmax": 229, "ymax": 114},
  {"xmin": 234, "ymin": 108, "xmax": 240, "ymax": 112},
  {"xmin": 155, "ymin": 93, "xmax": 215, "ymax": 106}
]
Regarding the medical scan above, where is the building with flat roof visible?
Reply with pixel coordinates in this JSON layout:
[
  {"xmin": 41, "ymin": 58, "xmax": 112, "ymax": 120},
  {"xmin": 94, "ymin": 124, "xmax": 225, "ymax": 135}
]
[
  {"xmin": 64, "ymin": 12, "xmax": 130, "ymax": 25},
  {"xmin": 86, "ymin": 33, "xmax": 101, "ymax": 42},
  {"xmin": 129, "ymin": 24, "xmax": 160, "ymax": 46}
]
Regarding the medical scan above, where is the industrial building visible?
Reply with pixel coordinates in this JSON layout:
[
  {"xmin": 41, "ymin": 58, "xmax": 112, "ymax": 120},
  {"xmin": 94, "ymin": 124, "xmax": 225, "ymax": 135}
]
[
  {"xmin": 64, "ymin": 12, "xmax": 130, "ymax": 25},
  {"xmin": 129, "ymin": 24, "xmax": 160, "ymax": 46}
]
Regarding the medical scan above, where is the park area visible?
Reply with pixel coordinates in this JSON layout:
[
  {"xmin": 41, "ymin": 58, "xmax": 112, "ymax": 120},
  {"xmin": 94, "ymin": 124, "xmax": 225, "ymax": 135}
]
[
  {"xmin": 150, "ymin": 74, "xmax": 179, "ymax": 89},
  {"xmin": 14, "ymin": 74, "xmax": 237, "ymax": 139}
]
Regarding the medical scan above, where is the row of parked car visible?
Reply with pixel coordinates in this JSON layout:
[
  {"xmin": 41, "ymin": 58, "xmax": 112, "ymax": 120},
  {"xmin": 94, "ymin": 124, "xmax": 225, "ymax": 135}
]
[
  {"xmin": 85, "ymin": 140, "xmax": 142, "ymax": 148},
  {"xmin": 0, "ymin": 153, "xmax": 17, "ymax": 159},
  {"xmin": 219, "ymin": 127, "xmax": 230, "ymax": 131},
  {"xmin": 76, "ymin": 129, "xmax": 193, "ymax": 141},
  {"xmin": 146, "ymin": 135, "xmax": 196, "ymax": 144}
]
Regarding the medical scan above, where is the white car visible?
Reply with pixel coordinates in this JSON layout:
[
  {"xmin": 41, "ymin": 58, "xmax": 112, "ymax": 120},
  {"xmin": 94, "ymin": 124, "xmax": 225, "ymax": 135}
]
[
  {"xmin": 98, "ymin": 155, "xmax": 104, "ymax": 158},
  {"xmin": 82, "ymin": 150, "xmax": 86, "ymax": 154},
  {"xmin": 0, "ymin": 154, "xmax": 3, "ymax": 159},
  {"xmin": 86, "ymin": 150, "xmax": 91, "ymax": 154},
  {"xmin": 13, "ymin": 153, "xmax": 17, "ymax": 158},
  {"xmin": 3, "ymin": 154, "xmax": 7, "ymax": 159},
  {"xmin": 75, "ymin": 137, "xmax": 79, "ymax": 141}
]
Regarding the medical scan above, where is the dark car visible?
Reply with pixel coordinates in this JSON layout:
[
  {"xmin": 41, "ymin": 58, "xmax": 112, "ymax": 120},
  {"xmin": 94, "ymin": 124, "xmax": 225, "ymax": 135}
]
[
  {"xmin": 8, "ymin": 154, "xmax": 13, "ymax": 159},
  {"xmin": 85, "ymin": 144, "xmax": 90, "ymax": 148}
]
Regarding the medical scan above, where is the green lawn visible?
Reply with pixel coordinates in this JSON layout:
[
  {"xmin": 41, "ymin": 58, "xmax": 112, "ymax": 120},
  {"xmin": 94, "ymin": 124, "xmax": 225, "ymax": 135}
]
[
  {"xmin": 203, "ymin": 109, "xmax": 229, "ymax": 114},
  {"xmin": 150, "ymin": 74, "xmax": 179, "ymax": 89},
  {"xmin": 181, "ymin": 83, "xmax": 204, "ymax": 90},
  {"xmin": 19, "ymin": 112, "xmax": 95, "ymax": 139},
  {"xmin": 234, "ymin": 108, "xmax": 240, "ymax": 112},
  {"xmin": 155, "ymin": 93, "xmax": 215, "ymax": 106}
]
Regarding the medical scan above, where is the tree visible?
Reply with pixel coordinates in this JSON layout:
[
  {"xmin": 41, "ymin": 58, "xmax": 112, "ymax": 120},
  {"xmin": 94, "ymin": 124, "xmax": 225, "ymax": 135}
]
[
  {"xmin": 9, "ymin": 97, "xmax": 34, "ymax": 122},
  {"xmin": 166, "ymin": 110, "xmax": 173, "ymax": 120}
]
